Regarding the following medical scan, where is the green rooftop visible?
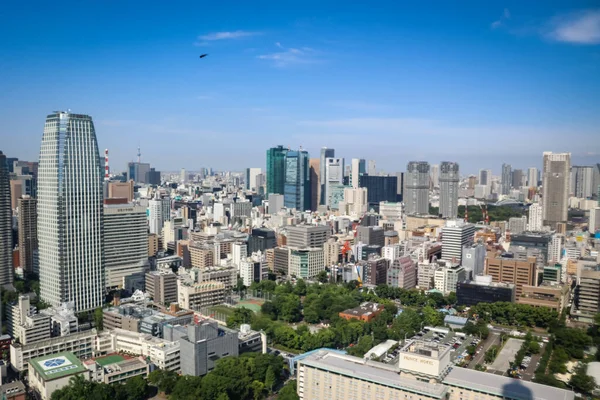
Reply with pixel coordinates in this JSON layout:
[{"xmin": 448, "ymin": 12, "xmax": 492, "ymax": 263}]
[
  {"xmin": 29, "ymin": 352, "xmax": 87, "ymax": 381},
  {"xmin": 95, "ymin": 354, "xmax": 127, "ymax": 367}
]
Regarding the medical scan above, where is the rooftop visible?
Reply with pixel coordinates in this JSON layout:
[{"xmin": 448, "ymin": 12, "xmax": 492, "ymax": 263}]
[
  {"xmin": 443, "ymin": 366, "xmax": 574, "ymax": 400},
  {"xmin": 340, "ymin": 302, "xmax": 383, "ymax": 318},
  {"xmin": 29, "ymin": 352, "xmax": 87, "ymax": 382}
]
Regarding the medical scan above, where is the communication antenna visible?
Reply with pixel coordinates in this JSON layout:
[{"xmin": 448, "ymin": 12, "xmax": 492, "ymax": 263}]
[
  {"xmin": 104, "ymin": 149, "xmax": 109, "ymax": 180},
  {"xmin": 137, "ymin": 146, "xmax": 141, "ymax": 163}
]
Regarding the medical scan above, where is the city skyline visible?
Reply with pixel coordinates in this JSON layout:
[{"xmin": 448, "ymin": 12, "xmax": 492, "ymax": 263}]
[{"xmin": 1, "ymin": 1, "xmax": 599, "ymax": 173}]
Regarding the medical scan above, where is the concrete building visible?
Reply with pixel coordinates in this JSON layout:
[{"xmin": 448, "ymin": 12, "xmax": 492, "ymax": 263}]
[
  {"xmin": 189, "ymin": 244, "xmax": 215, "ymax": 269},
  {"xmin": 501, "ymin": 163, "xmax": 511, "ymax": 195},
  {"xmin": 542, "ymin": 152, "xmax": 571, "ymax": 229},
  {"xmin": 356, "ymin": 226, "xmax": 385, "ymax": 247},
  {"xmin": 323, "ymin": 238, "xmax": 340, "ymax": 267},
  {"xmin": 339, "ymin": 302, "xmax": 383, "ymax": 322},
  {"xmin": 339, "ymin": 187, "xmax": 368, "ymax": 217},
  {"xmin": 107, "ymin": 180, "xmax": 134, "ymax": 202},
  {"xmin": 528, "ymin": 167, "xmax": 538, "ymax": 187},
  {"xmin": 434, "ymin": 265, "xmax": 466, "ymax": 294},
  {"xmin": 363, "ymin": 257, "xmax": 389, "ymax": 286},
  {"xmin": 590, "ymin": 207, "xmax": 600, "ymax": 233},
  {"xmin": 286, "ymin": 225, "xmax": 330, "ymax": 248},
  {"xmin": 8, "ymin": 296, "xmax": 51, "ymax": 345},
  {"xmin": 528, "ymin": 203, "xmax": 543, "ymax": 231},
  {"xmin": 574, "ymin": 269, "xmax": 600, "ymax": 321},
  {"xmin": 309, "ymin": 159, "xmax": 320, "ymax": 212},
  {"xmin": 29, "ymin": 352, "xmax": 90, "ymax": 400},
  {"xmin": 387, "ymin": 255, "xmax": 416, "ymax": 289},
  {"xmin": 351, "ymin": 158, "xmax": 366, "ymax": 189},
  {"xmin": 456, "ymin": 276, "xmax": 516, "ymax": 306},
  {"xmin": 273, "ymin": 247, "xmax": 290, "ymax": 275},
  {"xmin": 430, "ymin": 164, "xmax": 440, "ymax": 188},
  {"xmin": 479, "ymin": 169, "xmax": 492, "ymax": 186},
  {"xmin": 177, "ymin": 280, "xmax": 226, "ymax": 310},
  {"xmin": 245, "ymin": 167, "xmax": 262, "ymax": 191},
  {"xmin": 324, "ymin": 157, "xmax": 344, "ymax": 208},
  {"xmin": 461, "ymin": 243, "xmax": 486, "ymax": 278},
  {"xmin": 441, "ymin": 220, "xmax": 475, "ymax": 264},
  {"xmin": 418, "ymin": 262, "xmax": 439, "ymax": 289},
  {"xmin": 404, "ymin": 161, "xmax": 430, "ymax": 215},
  {"xmin": 518, "ymin": 283, "xmax": 569, "ymax": 311},
  {"xmin": 268, "ymin": 193, "xmax": 284, "ymax": 215},
  {"xmin": 0, "ymin": 381, "xmax": 26, "ymax": 400},
  {"xmin": 148, "ymin": 194, "xmax": 165, "ymax": 235},
  {"xmin": 508, "ymin": 216, "xmax": 527, "ymax": 234},
  {"xmin": 485, "ymin": 254, "xmax": 536, "ymax": 298},
  {"xmin": 289, "ymin": 248, "xmax": 325, "ymax": 279},
  {"xmin": 0, "ymin": 151, "xmax": 13, "ymax": 286},
  {"xmin": 319, "ymin": 147, "xmax": 335, "ymax": 205},
  {"xmin": 379, "ymin": 201, "xmax": 403, "ymax": 221},
  {"xmin": 104, "ymin": 202, "xmax": 148, "ymax": 290},
  {"xmin": 439, "ymin": 162, "xmax": 459, "ymax": 219},
  {"xmin": 382, "ymin": 244, "xmax": 401, "ymax": 262},
  {"xmin": 572, "ymin": 165, "xmax": 594, "ymax": 199},
  {"xmin": 17, "ymin": 196, "xmax": 38, "ymax": 274},
  {"xmin": 146, "ymin": 271, "xmax": 178, "ymax": 305}
]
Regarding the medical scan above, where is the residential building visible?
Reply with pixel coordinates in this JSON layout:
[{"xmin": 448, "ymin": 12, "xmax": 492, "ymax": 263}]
[
  {"xmin": 267, "ymin": 193, "xmax": 284, "ymax": 215},
  {"xmin": 38, "ymin": 112, "xmax": 104, "ymax": 312},
  {"xmin": 146, "ymin": 271, "xmax": 178, "ymax": 305},
  {"xmin": 284, "ymin": 149, "xmax": 311, "ymax": 211},
  {"xmin": 177, "ymin": 281, "xmax": 226, "ymax": 310},
  {"xmin": 286, "ymin": 225, "xmax": 330, "ymax": 248},
  {"xmin": 501, "ymin": 163, "xmax": 511, "ymax": 195},
  {"xmin": 548, "ymin": 234, "xmax": 564, "ymax": 264},
  {"xmin": 289, "ymin": 248, "xmax": 325, "ymax": 278},
  {"xmin": 248, "ymin": 228, "xmax": 277, "ymax": 253},
  {"xmin": 528, "ymin": 203, "xmax": 543, "ymax": 231},
  {"xmin": 382, "ymin": 244, "xmax": 401, "ymax": 262},
  {"xmin": 434, "ymin": 265, "xmax": 466, "ymax": 294},
  {"xmin": 324, "ymin": 158, "xmax": 344, "ymax": 208},
  {"xmin": 461, "ymin": 243, "xmax": 486, "ymax": 277},
  {"xmin": 17, "ymin": 196, "xmax": 38, "ymax": 274},
  {"xmin": 590, "ymin": 207, "xmax": 600, "ymax": 233},
  {"xmin": 417, "ymin": 262, "xmax": 439, "ymax": 289},
  {"xmin": 485, "ymin": 253, "xmax": 536, "ymax": 297},
  {"xmin": 319, "ymin": 147, "xmax": 335, "ymax": 205},
  {"xmin": 273, "ymin": 247, "xmax": 290, "ymax": 275},
  {"xmin": 388, "ymin": 256, "xmax": 416, "ymax": 289},
  {"xmin": 104, "ymin": 202, "xmax": 148, "ymax": 290},
  {"xmin": 574, "ymin": 269, "xmax": 600, "ymax": 321},
  {"xmin": 404, "ymin": 161, "xmax": 430, "ymax": 215},
  {"xmin": 0, "ymin": 151, "xmax": 12, "ymax": 286},
  {"xmin": 245, "ymin": 167, "xmax": 261, "ymax": 191},
  {"xmin": 542, "ymin": 152, "xmax": 571, "ymax": 229},
  {"xmin": 572, "ymin": 165, "xmax": 594, "ymax": 198},
  {"xmin": 190, "ymin": 266, "xmax": 237, "ymax": 291},
  {"xmin": 323, "ymin": 238, "xmax": 340, "ymax": 267},
  {"xmin": 456, "ymin": 276, "xmax": 515, "ymax": 306},
  {"xmin": 29, "ymin": 352, "xmax": 90, "ymax": 400},
  {"xmin": 239, "ymin": 256, "xmax": 265, "ymax": 287},
  {"xmin": 430, "ymin": 164, "xmax": 440, "ymax": 188},
  {"xmin": 356, "ymin": 226, "xmax": 385, "ymax": 247},
  {"xmin": 508, "ymin": 216, "xmax": 527, "ymax": 234},
  {"xmin": 107, "ymin": 180, "xmax": 134, "ymax": 202},
  {"xmin": 350, "ymin": 158, "xmax": 366, "ymax": 189},
  {"xmin": 266, "ymin": 145, "xmax": 287, "ymax": 195},
  {"xmin": 7, "ymin": 296, "xmax": 51, "ymax": 345},
  {"xmin": 0, "ymin": 381, "xmax": 26, "ymax": 400},
  {"xmin": 441, "ymin": 220, "xmax": 475, "ymax": 264},
  {"xmin": 338, "ymin": 302, "xmax": 383, "ymax": 322},
  {"xmin": 439, "ymin": 161, "xmax": 459, "ymax": 219},
  {"xmin": 528, "ymin": 167, "xmax": 538, "ymax": 187},
  {"xmin": 510, "ymin": 232, "xmax": 552, "ymax": 266},
  {"xmin": 148, "ymin": 234, "xmax": 159, "ymax": 257}
]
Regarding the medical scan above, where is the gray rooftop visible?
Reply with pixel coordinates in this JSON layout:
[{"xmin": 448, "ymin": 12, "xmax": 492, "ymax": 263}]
[
  {"xmin": 300, "ymin": 350, "xmax": 447, "ymax": 398},
  {"xmin": 443, "ymin": 367, "xmax": 574, "ymax": 400}
]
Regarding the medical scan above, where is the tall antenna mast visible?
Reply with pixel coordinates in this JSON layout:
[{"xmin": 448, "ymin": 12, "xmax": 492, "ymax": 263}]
[
  {"xmin": 104, "ymin": 149, "xmax": 109, "ymax": 181},
  {"xmin": 137, "ymin": 146, "xmax": 141, "ymax": 163}
]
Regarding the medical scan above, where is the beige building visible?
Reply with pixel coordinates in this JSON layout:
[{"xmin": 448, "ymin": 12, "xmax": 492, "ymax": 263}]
[
  {"xmin": 17, "ymin": 196, "xmax": 37, "ymax": 273},
  {"xmin": 405, "ymin": 215, "xmax": 445, "ymax": 232},
  {"xmin": 148, "ymin": 233, "xmax": 159, "ymax": 257},
  {"xmin": 146, "ymin": 271, "xmax": 178, "ymax": 305},
  {"xmin": 10, "ymin": 180, "xmax": 22, "ymax": 210},
  {"xmin": 107, "ymin": 180, "xmax": 134, "ymax": 202},
  {"xmin": 518, "ymin": 283, "xmax": 569, "ymax": 311},
  {"xmin": 323, "ymin": 238, "xmax": 340, "ymax": 267},
  {"xmin": 485, "ymin": 254, "xmax": 536, "ymax": 298},
  {"xmin": 177, "ymin": 280, "xmax": 226, "ymax": 310},
  {"xmin": 29, "ymin": 352, "xmax": 90, "ymax": 400},
  {"xmin": 189, "ymin": 244, "xmax": 215, "ymax": 268}
]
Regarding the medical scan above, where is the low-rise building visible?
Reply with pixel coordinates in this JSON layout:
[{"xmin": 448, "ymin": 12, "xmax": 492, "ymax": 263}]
[
  {"xmin": 518, "ymin": 283, "xmax": 570, "ymax": 311},
  {"xmin": 177, "ymin": 280, "xmax": 226, "ymax": 310},
  {"xmin": 456, "ymin": 276, "xmax": 516, "ymax": 306},
  {"xmin": 28, "ymin": 352, "xmax": 90, "ymax": 400},
  {"xmin": 0, "ymin": 381, "xmax": 26, "ymax": 400},
  {"xmin": 7, "ymin": 296, "xmax": 51, "ymax": 345},
  {"xmin": 83, "ymin": 354, "xmax": 149, "ymax": 385},
  {"xmin": 338, "ymin": 302, "xmax": 383, "ymax": 322}
]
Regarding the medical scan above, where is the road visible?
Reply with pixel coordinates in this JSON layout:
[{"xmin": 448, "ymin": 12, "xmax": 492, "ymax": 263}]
[
  {"xmin": 469, "ymin": 332, "xmax": 499, "ymax": 369},
  {"xmin": 521, "ymin": 343, "xmax": 545, "ymax": 381}
]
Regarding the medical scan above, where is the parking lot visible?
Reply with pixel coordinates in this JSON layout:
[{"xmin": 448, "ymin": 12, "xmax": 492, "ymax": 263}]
[{"xmin": 489, "ymin": 338, "xmax": 524, "ymax": 374}]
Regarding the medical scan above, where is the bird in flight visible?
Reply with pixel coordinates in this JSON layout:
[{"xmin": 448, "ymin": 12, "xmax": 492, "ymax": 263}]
[{"xmin": 199, "ymin": 54, "xmax": 208, "ymax": 58}]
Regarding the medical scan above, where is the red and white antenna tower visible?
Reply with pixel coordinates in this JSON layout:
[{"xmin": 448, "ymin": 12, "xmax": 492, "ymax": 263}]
[{"xmin": 104, "ymin": 149, "xmax": 109, "ymax": 181}]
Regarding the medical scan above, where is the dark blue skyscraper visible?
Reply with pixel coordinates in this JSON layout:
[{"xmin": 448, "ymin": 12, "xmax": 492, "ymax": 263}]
[{"xmin": 285, "ymin": 150, "xmax": 311, "ymax": 211}]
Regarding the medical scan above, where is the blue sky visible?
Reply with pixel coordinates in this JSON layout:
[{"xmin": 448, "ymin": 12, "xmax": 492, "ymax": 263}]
[{"xmin": 1, "ymin": 1, "xmax": 599, "ymax": 175}]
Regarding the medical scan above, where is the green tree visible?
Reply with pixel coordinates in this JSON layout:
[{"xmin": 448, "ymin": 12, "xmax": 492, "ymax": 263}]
[
  {"xmin": 94, "ymin": 307, "xmax": 104, "ymax": 331},
  {"xmin": 170, "ymin": 376, "xmax": 203, "ymax": 400},
  {"xmin": 570, "ymin": 365, "xmax": 596, "ymax": 394},
  {"xmin": 124, "ymin": 376, "xmax": 147, "ymax": 400},
  {"xmin": 422, "ymin": 306, "xmax": 444, "ymax": 327},
  {"xmin": 227, "ymin": 307, "xmax": 254, "ymax": 328},
  {"xmin": 316, "ymin": 270, "xmax": 329, "ymax": 283},
  {"xmin": 278, "ymin": 380, "xmax": 300, "ymax": 400},
  {"xmin": 484, "ymin": 345, "xmax": 499, "ymax": 363},
  {"xmin": 294, "ymin": 279, "xmax": 307, "ymax": 296},
  {"xmin": 251, "ymin": 380, "xmax": 265, "ymax": 400},
  {"xmin": 466, "ymin": 345, "xmax": 476, "ymax": 356}
]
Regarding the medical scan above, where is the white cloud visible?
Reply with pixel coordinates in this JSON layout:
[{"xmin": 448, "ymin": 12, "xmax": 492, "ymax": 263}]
[
  {"xmin": 257, "ymin": 43, "xmax": 320, "ymax": 67},
  {"xmin": 491, "ymin": 8, "xmax": 511, "ymax": 30},
  {"xmin": 546, "ymin": 9, "xmax": 600, "ymax": 45},
  {"xmin": 194, "ymin": 30, "xmax": 261, "ymax": 46}
]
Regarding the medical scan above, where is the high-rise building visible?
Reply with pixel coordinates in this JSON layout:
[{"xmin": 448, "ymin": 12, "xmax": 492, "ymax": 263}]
[
  {"xmin": 508, "ymin": 216, "xmax": 527, "ymax": 234},
  {"xmin": 511, "ymin": 169, "xmax": 523, "ymax": 189},
  {"xmin": 38, "ymin": 112, "xmax": 104, "ymax": 311},
  {"xmin": 441, "ymin": 220, "xmax": 475, "ymax": 264},
  {"xmin": 148, "ymin": 194, "xmax": 165, "ymax": 235},
  {"xmin": 359, "ymin": 175, "xmax": 397, "ymax": 206},
  {"xmin": 593, "ymin": 164, "xmax": 600, "ymax": 199},
  {"xmin": 103, "ymin": 202, "xmax": 148, "ymax": 290},
  {"xmin": 267, "ymin": 193, "xmax": 284, "ymax": 215},
  {"xmin": 324, "ymin": 158, "xmax": 344, "ymax": 208},
  {"xmin": 501, "ymin": 163, "xmax": 511, "ymax": 195},
  {"xmin": 266, "ymin": 145, "xmax": 287, "ymax": 195},
  {"xmin": 350, "ymin": 158, "xmax": 365, "ymax": 189},
  {"xmin": 180, "ymin": 168, "xmax": 187, "ymax": 184},
  {"xmin": 18, "ymin": 196, "xmax": 38, "ymax": 274},
  {"xmin": 245, "ymin": 167, "xmax": 262, "ymax": 191},
  {"xmin": 430, "ymin": 164, "xmax": 440, "ymax": 189},
  {"xmin": 590, "ymin": 207, "xmax": 600, "ymax": 233},
  {"xmin": 528, "ymin": 203, "xmax": 543, "ymax": 231},
  {"xmin": 339, "ymin": 187, "xmax": 368, "ymax": 217},
  {"xmin": 319, "ymin": 147, "xmax": 335, "ymax": 205},
  {"xmin": 0, "ymin": 151, "xmax": 13, "ymax": 287},
  {"xmin": 404, "ymin": 162, "xmax": 429, "ymax": 215},
  {"xmin": 439, "ymin": 161, "xmax": 459, "ymax": 219},
  {"xmin": 127, "ymin": 162, "xmax": 151, "ymax": 184},
  {"xmin": 461, "ymin": 243, "xmax": 486, "ymax": 277},
  {"xmin": 395, "ymin": 171, "xmax": 404, "ymax": 201},
  {"xmin": 571, "ymin": 165, "xmax": 594, "ymax": 199},
  {"xmin": 528, "ymin": 167, "xmax": 538, "ymax": 188},
  {"xmin": 309, "ymin": 159, "xmax": 320, "ymax": 211},
  {"xmin": 542, "ymin": 152, "xmax": 571, "ymax": 229},
  {"xmin": 478, "ymin": 169, "xmax": 491, "ymax": 186},
  {"xmin": 286, "ymin": 225, "xmax": 330, "ymax": 248},
  {"xmin": 367, "ymin": 160, "xmax": 376, "ymax": 176},
  {"xmin": 284, "ymin": 150, "xmax": 311, "ymax": 211}
]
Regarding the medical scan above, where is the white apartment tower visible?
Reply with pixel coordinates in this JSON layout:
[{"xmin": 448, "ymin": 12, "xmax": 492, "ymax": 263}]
[
  {"xmin": 38, "ymin": 112, "xmax": 105, "ymax": 312},
  {"xmin": 340, "ymin": 187, "xmax": 368, "ymax": 217},
  {"xmin": 0, "ymin": 151, "xmax": 12, "ymax": 287},
  {"xmin": 528, "ymin": 203, "xmax": 543, "ymax": 231},
  {"xmin": 148, "ymin": 194, "xmax": 164, "ymax": 235},
  {"xmin": 528, "ymin": 167, "xmax": 538, "ymax": 187}
]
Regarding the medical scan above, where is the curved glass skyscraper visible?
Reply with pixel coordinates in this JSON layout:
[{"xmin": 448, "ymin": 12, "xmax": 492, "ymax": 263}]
[{"xmin": 38, "ymin": 112, "xmax": 105, "ymax": 311}]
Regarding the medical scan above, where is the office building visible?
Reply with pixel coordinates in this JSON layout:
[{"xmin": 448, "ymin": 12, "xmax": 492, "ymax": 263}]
[
  {"xmin": 146, "ymin": 271, "xmax": 178, "ymax": 305},
  {"xmin": 485, "ymin": 254, "xmax": 536, "ymax": 297},
  {"xmin": 379, "ymin": 201, "xmax": 403, "ymax": 221},
  {"xmin": 147, "ymin": 168, "xmax": 161, "ymax": 185},
  {"xmin": 439, "ymin": 161, "xmax": 459, "ymax": 219},
  {"xmin": 511, "ymin": 169, "xmax": 523, "ymax": 189},
  {"xmin": 590, "ymin": 207, "xmax": 600, "ymax": 233},
  {"xmin": 542, "ymin": 152, "xmax": 571, "ymax": 229},
  {"xmin": 323, "ymin": 238, "xmax": 340, "ymax": 267},
  {"xmin": 404, "ymin": 161, "xmax": 430, "ymax": 215},
  {"xmin": 456, "ymin": 276, "xmax": 515, "ymax": 306},
  {"xmin": 441, "ymin": 220, "xmax": 475, "ymax": 263},
  {"xmin": 289, "ymin": 248, "xmax": 324, "ymax": 278},
  {"xmin": 430, "ymin": 164, "xmax": 440, "ymax": 188},
  {"xmin": 309, "ymin": 159, "xmax": 320, "ymax": 211},
  {"xmin": 575, "ymin": 270, "xmax": 600, "ymax": 321},
  {"xmin": 508, "ymin": 216, "xmax": 527, "ymax": 234},
  {"xmin": 396, "ymin": 171, "xmax": 404, "ymax": 201},
  {"xmin": 356, "ymin": 226, "xmax": 384, "ymax": 247},
  {"xmin": 461, "ymin": 243, "xmax": 486, "ymax": 277},
  {"xmin": 572, "ymin": 165, "xmax": 594, "ymax": 198},
  {"xmin": 248, "ymin": 228, "xmax": 277, "ymax": 254},
  {"xmin": 266, "ymin": 145, "xmax": 287, "ymax": 195},
  {"xmin": 104, "ymin": 202, "xmax": 148, "ymax": 290},
  {"xmin": 501, "ymin": 163, "xmax": 511, "ymax": 195},
  {"xmin": 339, "ymin": 187, "xmax": 368, "ymax": 217},
  {"xmin": 284, "ymin": 149, "xmax": 311, "ymax": 211},
  {"xmin": 148, "ymin": 194, "xmax": 165, "ymax": 235},
  {"xmin": 359, "ymin": 174, "xmax": 397, "ymax": 206},
  {"xmin": 528, "ymin": 167, "xmax": 538, "ymax": 187},
  {"xmin": 478, "ymin": 169, "xmax": 491, "ymax": 186},
  {"xmin": 387, "ymin": 256, "xmax": 416, "ymax": 289},
  {"xmin": 18, "ymin": 196, "xmax": 38, "ymax": 274},
  {"xmin": 268, "ymin": 193, "xmax": 284, "ymax": 215},
  {"xmin": 127, "ymin": 161, "xmax": 151, "ymax": 184},
  {"xmin": 528, "ymin": 203, "xmax": 543, "ymax": 231},
  {"xmin": 319, "ymin": 147, "xmax": 335, "ymax": 205},
  {"xmin": 286, "ymin": 225, "xmax": 330, "ymax": 248},
  {"xmin": 177, "ymin": 280, "xmax": 226, "ymax": 310},
  {"xmin": 0, "ymin": 151, "xmax": 12, "ymax": 286},
  {"xmin": 548, "ymin": 234, "xmax": 564, "ymax": 264},
  {"xmin": 38, "ymin": 112, "xmax": 104, "ymax": 312},
  {"xmin": 324, "ymin": 158, "xmax": 344, "ymax": 208},
  {"xmin": 434, "ymin": 265, "xmax": 466, "ymax": 294},
  {"xmin": 245, "ymin": 167, "xmax": 261, "ymax": 191},
  {"xmin": 273, "ymin": 247, "xmax": 290, "ymax": 275},
  {"xmin": 363, "ymin": 257, "xmax": 389, "ymax": 286},
  {"xmin": 518, "ymin": 283, "xmax": 569, "ymax": 312},
  {"xmin": 107, "ymin": 180, "xmax": 134, "ymax": 202},
  {"xmin": 351, "ymin": 158, "xmax": 365, "ymax": 189},
  {"xmin": 367, "ymin": 160, "xmax": 376, "ymax": 175}
]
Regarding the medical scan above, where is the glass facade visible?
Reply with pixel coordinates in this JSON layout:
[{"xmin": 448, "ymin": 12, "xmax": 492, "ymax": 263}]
[
  {"xmin": 359, "ymin": 175, "xmax": 397, "ymax": 207},
  {"xmin": 266, "ymin": 146, "xmax": 287, "ymax": 195},
  {"xmin": 284, "ymin": 150, "xmax": 311, "ymax": 211}
]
